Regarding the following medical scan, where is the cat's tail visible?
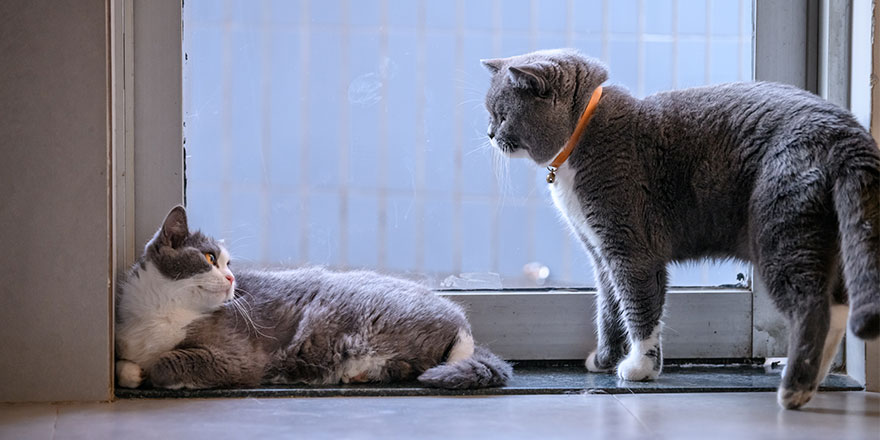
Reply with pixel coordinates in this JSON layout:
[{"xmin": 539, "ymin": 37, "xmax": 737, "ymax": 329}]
[
  {"xmin": 418, "ymin": 341, "xmax": 512, "ymax": 389},
  {"xmin": 833, "ymin": 136, "xmax": 880, "ymax": 340}
]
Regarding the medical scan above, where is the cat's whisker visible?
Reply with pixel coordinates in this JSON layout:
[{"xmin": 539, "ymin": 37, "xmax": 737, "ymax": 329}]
[
  {"xmin": 453, "ymin": 74, "xmax": 488, "ymax": 95},
  {"xmin": 224, "ymin": 235, "xmax": 258, "ymax": 248},
  {"xmin": 489, "ymin": 141, "xmax": 512, "ymax": 199},
  {"xmin": 464, "ymin": 142, "xmax": 492, "ymax": 158},
  {"xmin": 456, "ymin": 98, "xmax": 484, "ymax": 108},
  {"xmin": 229, "ymin": 297, "xmax": 277, "ymax": 340},
  {"xmin": 468, "ymin": 134, "xmax": 491, "ymax": 144},
  {"xmin": 231, "ymin": 295, "xmax": 273, "ymax": 330}
]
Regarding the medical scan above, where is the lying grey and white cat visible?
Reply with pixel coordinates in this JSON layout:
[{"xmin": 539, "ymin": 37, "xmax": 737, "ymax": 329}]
[
  {"xmin": 481, "ymin": 49, "xmax": 880, "ymax": 409},
  {"xmin": 116, "ymin": 206, "xmax": 511, "ymax": 390}
]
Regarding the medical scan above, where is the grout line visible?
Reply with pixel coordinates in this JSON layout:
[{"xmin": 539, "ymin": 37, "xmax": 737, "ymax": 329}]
[
  {"xmin": 377, "ymin": 0, "xmax": 390, "ymax": 269},
  {"xmin": 452, "ymin": 0, "xmax": 464, "ymax": 274},
  {"xmin": 339, "ymin": 0, "xmax": 351, "ymax": 267},
  {"xmin": 187, "ymin": 20, "xmax": 741, "ymax": 40},
  {"xmin": 637, "ymin": 0, "xmax": 645, "ymax": 97},
  {"xmin": 415, "ymin": 0, "xmax": 427, "ymax": 272},
  {"xmin": 672, "ymin": 0, "xmax": 679, "ymax": 88},
  {"xmin": 525, "ymin": 0, "xmax": 538, "ymax": 266},
  {"xmin": 492, "ymin": 0, "xmax": 501, "ymax": 55},
  {"xmin": 220, "ymin": 0, "xmax": 233, "ymax": 238},
  {"xmin": 189, "ymin": 18, "xmax": 742, "ymax": 51},
  {"xmin": 488, "ymin": 0, "xmax": 503, "ymax": 276},
  {"xmin": 737, "ymin": 0, "xmax": 744, "ymax": 81},
  {"xmin": 565, "ymin": 0, "xmax": 574, "ymax": 47},
  {"xmin": 298, "ymin": 0, "xmax": 311, "ymax": 264},
  {"xmin": 188, "ymin": 181, "xmax": 554, "ymax": 207},
  {"xmin": 260, "ymin": 0, "xmax": 272, "ymax": 265},
  {"xmin": 601, "ymin": 0, "xmax": 610, "ymax": 61},
  {"xmin": 704, "ymin": 0, "xmax": 712, "ymax": 84}
]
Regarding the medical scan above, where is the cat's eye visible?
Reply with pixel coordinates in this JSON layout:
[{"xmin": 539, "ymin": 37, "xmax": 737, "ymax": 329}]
[{"xmin": 204, "ymin": 252, "xmax": 217, "ymax": 266}]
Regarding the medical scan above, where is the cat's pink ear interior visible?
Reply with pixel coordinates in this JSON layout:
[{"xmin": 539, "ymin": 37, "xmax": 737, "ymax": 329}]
[
  {"xmin": 160, "ymin": 205, "xmax": 189, "ymax": 248},
  {"xmin": 480, "ymin": 58, "xmax": 504, "ymax": 74},
  {"xmin": 507, "ymin": 63, "xmax": 552, "ymax": 96}
]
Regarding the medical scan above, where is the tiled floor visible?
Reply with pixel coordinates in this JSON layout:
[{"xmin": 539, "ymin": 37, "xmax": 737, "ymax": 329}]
[{"xmin": 1, "ymin": 392, "xmax": 878, "ymax": 440}]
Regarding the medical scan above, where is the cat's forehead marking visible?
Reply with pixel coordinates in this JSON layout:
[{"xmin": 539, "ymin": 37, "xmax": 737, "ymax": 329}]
[{"xmin": 185, "ymin": 231, "xmax": 224, "ymax": 254}]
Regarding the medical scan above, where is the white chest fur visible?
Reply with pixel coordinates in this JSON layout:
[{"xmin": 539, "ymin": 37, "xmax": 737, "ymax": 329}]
[
  {"xmin": 116, "ymin": 263, "xmax": 210, "ymax": 368},
  {"xmin": 548, "ymin": 164, "xmax": 603, "ymax": 252}
]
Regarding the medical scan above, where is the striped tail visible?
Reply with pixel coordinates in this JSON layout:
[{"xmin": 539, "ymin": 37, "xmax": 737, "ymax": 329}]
[{"xmin": 418, "ymin": 346, "xmax": 513, "ymax": 389}]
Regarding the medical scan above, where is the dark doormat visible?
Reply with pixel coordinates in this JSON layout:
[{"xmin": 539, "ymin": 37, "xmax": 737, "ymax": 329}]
[{"xmin": 115, "ymin": 360, "xmax": 863, "ymax": 399}]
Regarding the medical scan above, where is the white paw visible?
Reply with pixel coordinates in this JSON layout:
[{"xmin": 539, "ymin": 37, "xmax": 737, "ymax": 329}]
[
  {"xmin": 617, "ymin": 353, "xmax": 660, "ymax": 381},
  {"xmin": 585, "ymin": 351, "xmax": 614, "ymax": 373},
  {"xmin": 116, "ymin": 360, "xmax": 145, "ymax": 388},
  {"xmin": 777, "ymin": 386, "xmax": 816, "ymax": 410}
]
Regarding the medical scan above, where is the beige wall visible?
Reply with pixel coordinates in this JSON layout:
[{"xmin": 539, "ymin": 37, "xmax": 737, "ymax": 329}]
[{"xmin": 0, "ymin": 0, "xmax": 112, "ymax": 401}]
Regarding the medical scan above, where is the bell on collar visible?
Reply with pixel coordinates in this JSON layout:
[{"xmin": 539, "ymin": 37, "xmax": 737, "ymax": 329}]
[{"xmin": 546, "ymin": 166, "xmax": 558, "ymax": 184}]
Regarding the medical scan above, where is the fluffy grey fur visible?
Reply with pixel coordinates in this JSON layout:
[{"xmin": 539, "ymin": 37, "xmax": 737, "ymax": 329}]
[
  {"xmin": 116, "ymin": 207, "xmax": 511, "ymax": 390},
  {"xmin": 481, "ymin": 49, "xmax": 880, "ymax": 409}
]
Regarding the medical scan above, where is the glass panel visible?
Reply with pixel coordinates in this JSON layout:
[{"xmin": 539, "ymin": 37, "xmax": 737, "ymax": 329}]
[{"xmin": 183, "ymin": 0, "xmax": 753, "ymax": 289}]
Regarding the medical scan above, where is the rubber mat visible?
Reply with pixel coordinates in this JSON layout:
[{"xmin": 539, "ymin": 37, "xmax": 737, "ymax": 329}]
[{"xmin": 116, "ymin": 361, "xmax": 863, "ymax": 399}]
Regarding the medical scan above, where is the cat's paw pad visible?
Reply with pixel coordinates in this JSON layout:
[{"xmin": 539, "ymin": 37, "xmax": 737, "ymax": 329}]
[
  {"xmin": 777, "ymin": 386, "xmax": 816, "ymax": 410},
  {"xmin": 617, "ymin": 354, "xmax": 660, "ymax": 381},
  {"xmin": 116, "ymin": 360, "xmax": 145, "ymax": 388},
  {"xmin": 585, "ymin": 351, "xmax": 615, "ymax": 373}
]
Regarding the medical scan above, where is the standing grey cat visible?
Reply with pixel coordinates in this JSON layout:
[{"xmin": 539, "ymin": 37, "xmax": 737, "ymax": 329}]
[
  {"xmin": 481, "ymin": 49, "xmax": 880, "ymax": 409},
  {"xmin": 116, "ymin": 206, "xmax": 511, "ymax": 390}
]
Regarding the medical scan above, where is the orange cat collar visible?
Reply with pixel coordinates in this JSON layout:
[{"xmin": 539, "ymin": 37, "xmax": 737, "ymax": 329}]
[{"xmin": 546, "ymin": 86, "xmax": 603, "ymax": 184}]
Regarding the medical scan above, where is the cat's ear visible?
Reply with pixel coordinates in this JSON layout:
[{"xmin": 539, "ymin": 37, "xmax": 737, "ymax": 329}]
[
  {"xmin": 160, "ymin": 205, "xmax": 189, "ymax": 249},
  {"xmin": 507, "ymin": 63, "xmax": 552, "ymax": 97},
  {"xmin": 481, "ymin": 58, "xmax": 505, "ymax": 75}
]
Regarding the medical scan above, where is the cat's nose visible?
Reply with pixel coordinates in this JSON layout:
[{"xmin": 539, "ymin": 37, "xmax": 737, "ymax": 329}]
[
  {"xmin": 488, "ymin": 130, "xmax": 495, "ymax": 139},
  {"xmin": 225, "ymin": 274, "xmax": 235, "ymax": 284}
]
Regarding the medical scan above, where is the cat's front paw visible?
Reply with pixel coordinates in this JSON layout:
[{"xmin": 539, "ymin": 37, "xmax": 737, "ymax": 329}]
[
  {"xmin": 616, "ymin": 352, "xmax": 661, "ymax": 381},
  {"xmin": 777, "ymin": 386, "xmax": 817, "ymax": 410},
  {"xmin": 149, "ymin": 358, "xmax": 187, "ymax": 389},
  {"xmin": 585, "ymin": 351, "xmax": 616, "ymax": 373},
  {"xmin": 116, "ymin": 360, "xmax": 145, "ymax": 388}
]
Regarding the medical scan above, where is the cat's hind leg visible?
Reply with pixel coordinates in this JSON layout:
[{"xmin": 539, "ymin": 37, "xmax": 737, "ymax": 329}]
[
  {"xmin": 753, "ymin": 182, "xmax": 837, "ymax": 409},
  {"xmin": 789, "ymin": 273, "xmax": 848, "ymax": 388},
  {"xmin": 773, "ymin": 296, "xmax": 830, "ymax": 410},
  {"xmin": 816, "ymin": 303, "xmax": 847, "ymax": 383}
]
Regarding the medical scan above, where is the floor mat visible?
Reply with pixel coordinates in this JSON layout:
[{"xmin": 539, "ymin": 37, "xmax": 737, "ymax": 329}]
[{"xmin": 115, "ymin": 361, "xmax": 863, "ymax": 399}]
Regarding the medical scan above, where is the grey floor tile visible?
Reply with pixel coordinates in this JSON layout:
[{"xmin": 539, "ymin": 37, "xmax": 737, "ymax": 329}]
[
  {"xmin": 0, "ymin": 404, "xmax": 57, "ymax": 440},
  {"xmin": 53, "ymin": 395, "xmax": 644, "ymax": 440},
  {"xmin": 615, "ymin": 391, "xmax": 880, "ymax": 440},
  {"xmin": 3, "ymin": 392, "xmax": 878, "ymax": 440}
]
